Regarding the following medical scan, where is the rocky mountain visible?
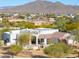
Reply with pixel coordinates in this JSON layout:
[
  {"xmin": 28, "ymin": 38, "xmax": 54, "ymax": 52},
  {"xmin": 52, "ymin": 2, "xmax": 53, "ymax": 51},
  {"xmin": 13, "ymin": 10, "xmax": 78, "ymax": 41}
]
[{"xmin": 0, "ymin": 0, "xmax": 79, "ymax": 14}]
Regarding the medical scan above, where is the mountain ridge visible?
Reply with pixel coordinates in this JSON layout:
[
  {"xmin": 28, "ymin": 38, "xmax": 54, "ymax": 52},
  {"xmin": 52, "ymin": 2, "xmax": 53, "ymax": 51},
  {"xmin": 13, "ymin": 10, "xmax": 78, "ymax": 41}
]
[{"xmin": 0, "ymin": 0, "xmax": 79, "ymax": 14}]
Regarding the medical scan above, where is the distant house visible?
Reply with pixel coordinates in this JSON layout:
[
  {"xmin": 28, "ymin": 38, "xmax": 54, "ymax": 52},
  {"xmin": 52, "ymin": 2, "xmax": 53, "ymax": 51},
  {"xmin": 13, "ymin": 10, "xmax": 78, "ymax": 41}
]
[
  {"xmin": 30, "ymin": 14, "xmax": 36, "ymax": 17},
  {"xmin": 66, "ymin": 14, "xmax": 75, "ymax": 18},
  {"xmin": 8, "ymin": 19, "xmax": 27, "ymax": 22},
  {"xmin": 13, "ymin": 13, "xmax": 19, "ymax": 17},
  {"xmin": 49, "ymin": 18, "xmax": 56, "ymax": 22},
  {"xmin": 27, "ymin": 17, "xmax": 56, "ymax": 26},
  {"xmin": 33, "ymin": 20, "xmax": 47, "ymax": 26},
  {"xmin": 7, "ymin": 16, "xmax": 27, "ymax": 22}
]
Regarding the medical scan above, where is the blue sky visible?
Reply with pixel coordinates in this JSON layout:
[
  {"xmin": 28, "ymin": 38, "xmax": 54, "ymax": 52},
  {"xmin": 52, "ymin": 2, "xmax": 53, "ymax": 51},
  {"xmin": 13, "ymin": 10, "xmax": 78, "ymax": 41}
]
[{"xmin": 0, "ymin": 0, "xmax": 79, "ymax": 7}]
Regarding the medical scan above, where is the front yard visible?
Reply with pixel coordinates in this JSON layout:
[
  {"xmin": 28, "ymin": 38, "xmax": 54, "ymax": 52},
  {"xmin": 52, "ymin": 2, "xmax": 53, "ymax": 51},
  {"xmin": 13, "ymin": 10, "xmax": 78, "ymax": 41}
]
[{"xmin": 0, "ymin": 43, "xmax": 79, "ymax": 58}]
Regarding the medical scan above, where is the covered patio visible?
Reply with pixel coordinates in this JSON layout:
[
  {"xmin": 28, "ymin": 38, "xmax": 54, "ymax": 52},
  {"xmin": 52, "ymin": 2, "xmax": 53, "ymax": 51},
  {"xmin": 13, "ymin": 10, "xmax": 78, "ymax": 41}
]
[{"xmin": 27, "ymin": 31, "xmax": 71, "ymax": 49}]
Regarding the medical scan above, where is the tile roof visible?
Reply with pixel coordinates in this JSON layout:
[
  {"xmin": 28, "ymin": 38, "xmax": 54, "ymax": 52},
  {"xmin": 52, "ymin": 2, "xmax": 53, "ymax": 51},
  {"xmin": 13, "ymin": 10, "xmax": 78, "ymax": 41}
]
[{"xmin": 39, "ymin": 32, "xmax": 66, "ymax": 40}]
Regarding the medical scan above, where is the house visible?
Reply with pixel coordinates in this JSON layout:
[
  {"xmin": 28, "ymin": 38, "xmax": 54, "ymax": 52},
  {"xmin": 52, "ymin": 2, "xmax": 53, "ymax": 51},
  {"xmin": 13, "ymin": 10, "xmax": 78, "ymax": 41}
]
[
  {"xmin": 2, "ymin": 28, "xmax": 58, "ymax": 46},
  {"xmin": 8, "ymin": 19, "xmax": 27, "ymax": 22},
  {"xmin": 49, "ymin": 18, "xmax": 56, "ymax": 22},
  {"xmin": 7, "ymin": 16, "xmax": 27, "ymax": 22},
  {"xmin": 2, "ymin": 28, "xmax": 72, "ymax": 48},
  {"xmin": 32, "ymin": 20, "xmax": 47, "ymax": 26},
  {"xmin": 30, "ymin": 14, "xmax": 36, "ymax": 17},
  {"xmin": 13, "ymin": 13, "xmax": 19, "ymax": 17},
  {"xmin": 27, "ymin": 17, "xmax": 55, "ymax": 26}
]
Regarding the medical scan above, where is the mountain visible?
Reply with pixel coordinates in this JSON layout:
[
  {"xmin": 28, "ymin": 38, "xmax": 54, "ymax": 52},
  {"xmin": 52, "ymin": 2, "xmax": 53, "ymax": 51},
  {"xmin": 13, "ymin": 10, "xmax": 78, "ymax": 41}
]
[{"xmin": 0, "ymin": 0, "xmax": 79, "ymax": 14}]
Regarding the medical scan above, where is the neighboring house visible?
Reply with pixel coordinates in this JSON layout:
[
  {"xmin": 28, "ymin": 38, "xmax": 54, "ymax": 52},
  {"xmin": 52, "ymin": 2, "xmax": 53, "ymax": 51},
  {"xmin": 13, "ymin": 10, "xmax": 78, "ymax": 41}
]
[
  {"xmin": 49, "ymin": 18, "xmax": 56, "ymax": 22},
  {"xmin": 7, "ymin": 16, "xmax": 56, "ymax": 25},
  {"xmin": 13, "ymin": 13, "xmax": 19, "ymax": 17},
  {"xmin": 27, "ymin": 18, "xmax": 55, "ymax": 26},
  {"xmin": 30, "ymin": 14, "xmax": 36, "ymax": 17},
  {"xmin": 8, "ymin": 19, "xmax": 27, "ymax": 22},
  {"xmin": 32, "ymin": 20, "xmax": 48, "ymax": 26},
  {"xmin": 6, "ymin": 15, "xmax": 27, "ymax": 22}
]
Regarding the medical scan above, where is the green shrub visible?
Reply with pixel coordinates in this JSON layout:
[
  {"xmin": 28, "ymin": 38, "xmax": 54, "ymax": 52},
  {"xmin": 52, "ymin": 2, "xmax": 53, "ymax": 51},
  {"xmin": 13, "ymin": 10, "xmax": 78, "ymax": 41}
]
[
  {"xmin": 0, "ymin": 40, "xmax": 4, "ymax": 46},
  {"xmin": 18, "ymin": 33, "xmax": 31, "ymax": 47},
  {"xmin": 9, "ymin": 45, "xmax": 23, "ymax": 56},
  {"xmin": 44, "ymin": 42, "xmax": 74, "ymax": 58}
]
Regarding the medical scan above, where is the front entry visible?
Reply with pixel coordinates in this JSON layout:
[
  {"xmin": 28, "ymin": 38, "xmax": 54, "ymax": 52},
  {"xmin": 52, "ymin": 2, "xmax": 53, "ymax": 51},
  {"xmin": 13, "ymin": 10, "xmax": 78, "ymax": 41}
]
[{"xmin": 4, "ymin": 38, "xmax": 10, "ymax": 45}]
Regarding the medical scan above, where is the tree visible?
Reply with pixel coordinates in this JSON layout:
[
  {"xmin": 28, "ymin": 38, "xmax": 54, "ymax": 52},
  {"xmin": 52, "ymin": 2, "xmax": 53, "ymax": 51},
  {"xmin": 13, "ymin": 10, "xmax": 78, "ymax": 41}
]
[
  {"xmin": 0, "ymin": 40, "xmax": 3, "ymax": 47},
  {"xmin": 9, "ymin": 45, "xmax": 23, "ymax": 57},
  {"xmin": 0, "ymin": 14, "xmax": 5, "ymax": 18},
  {"xmin": 45, "ymin": 14, "xmax": 56, "ymax": 18},
  {"xmin": 9, "ymin": 22, "xmax": 18, "ymax": 27},
  {"xmin": 65, "ymin": 23, "xmax": 76, "ymax": 32},
  {"xmin": 56, "ymin": 19, "xmax": 67, "ymax": 31},
  {"xmin": 38, "ymin": 23, "xmax": 54, "ymax": 28},
  {"xmin": 74, "ymin": 15, "xmax": 79, "ymax": 22},
  {"xmin": 74, "ymin": 22, "xmax": 79, "ymax": 42},
  {"xmin": 26, "ymin": 13, "xmax": 30, "ymax": 17},
  {"xmin": 16, "ymin": 22, "xmax": 36, "ymax": 29},
  {"xmin": 44, "ymin": 42, "xmax": 74, "ymax": 58},
  {"xmin": 2, "ymin": 18, "xmax": 10, "ymax": 27},
  {"xmin": 65, "ymin": 21, "xmax": 79, "ymax": 42},
  {"xmin": 24, "ymin": 22, "xmax": 36, "ymax": 29},
  {"xmin": 18, "ymin": 15, "xmax": 25, "ymax": 19},
  {"xmin": 17, "ymin": 33, "xmax": 32, "ymax": 47}
]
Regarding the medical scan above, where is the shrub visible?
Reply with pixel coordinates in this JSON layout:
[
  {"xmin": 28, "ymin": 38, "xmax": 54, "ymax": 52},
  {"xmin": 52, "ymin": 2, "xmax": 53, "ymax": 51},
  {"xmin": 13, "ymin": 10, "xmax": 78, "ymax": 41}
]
[
  {"xmin": 0, "ymin": 40, "xmax": 4, "ymax": 46},
  {"xmin": 44, "ymin": 42, "xmax": 74, "ymax": 58},
  {"xmin": 18, "ymin": 33, "xmax": 31, "ymax": 47},
  {"xmin": 9, "ymin": 45, "xmax": 23, "ymax": 56}
]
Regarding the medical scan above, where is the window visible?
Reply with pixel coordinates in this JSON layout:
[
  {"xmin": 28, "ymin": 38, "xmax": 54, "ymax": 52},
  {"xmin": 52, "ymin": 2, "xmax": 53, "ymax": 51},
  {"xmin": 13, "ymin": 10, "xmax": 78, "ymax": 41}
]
[{"xmin": 32, "ymin": 36, "xmax": 36, "ymax": 44}]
